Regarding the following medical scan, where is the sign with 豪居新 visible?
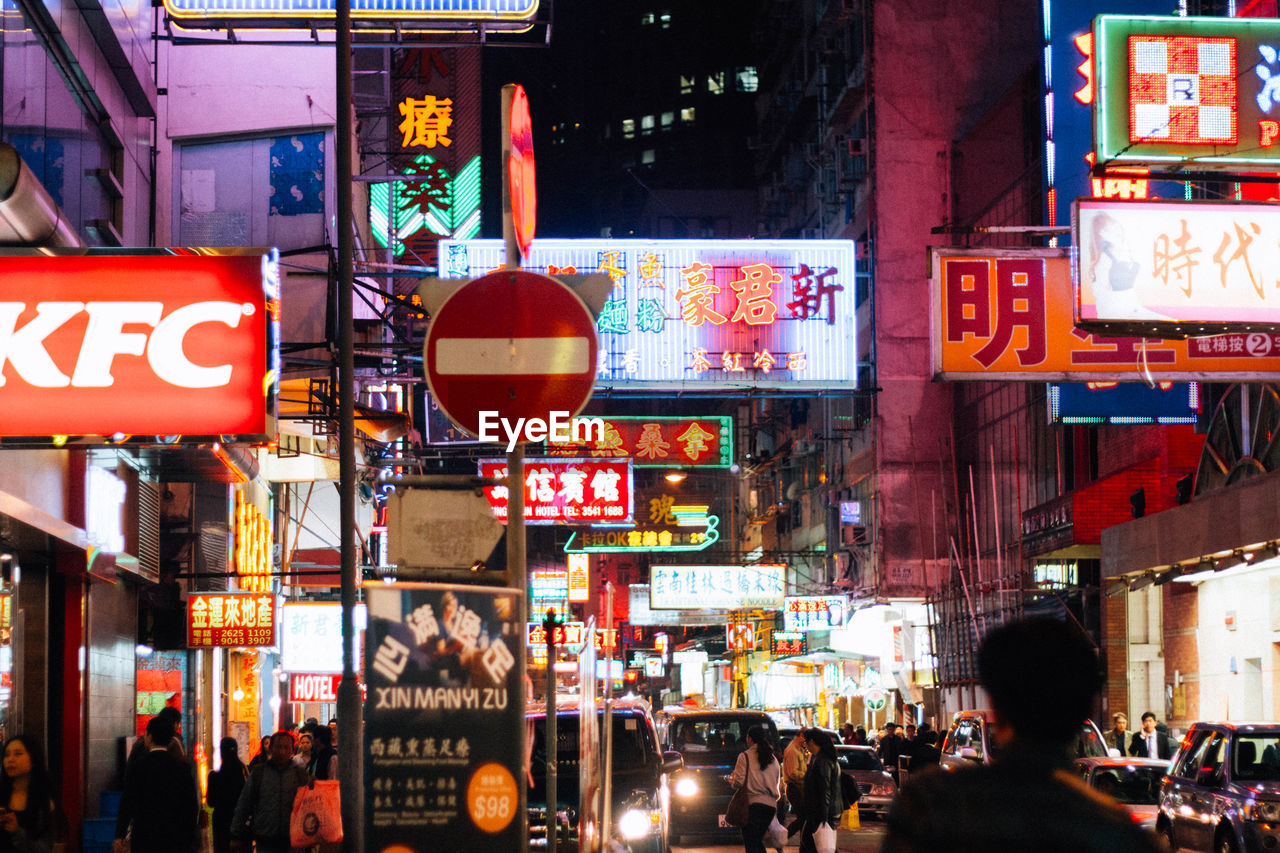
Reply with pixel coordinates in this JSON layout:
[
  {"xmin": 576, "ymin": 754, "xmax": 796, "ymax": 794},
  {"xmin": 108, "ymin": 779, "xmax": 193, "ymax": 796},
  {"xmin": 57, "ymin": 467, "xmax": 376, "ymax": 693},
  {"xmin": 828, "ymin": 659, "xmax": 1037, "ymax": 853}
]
[
  {"xmin": 478, "ymin": 458, "xmax": 633, "ymax": 524},
  {"xmin": 1092, "ymin": 14, "xmax": 1280, "ymax": 171},
  {"xmin": 439, "ymin": 239, "xmax": 857, "ymax": 389},
  {"xmin": 931, "ymin": 247, "xmax": 1280, "ymax": 380},
  {"xmin": 1074, "ymin": 199, "xmax": 1280, "ymax": 335},
  {"xmin": 363, "ymin": 583, "xmax": 524, "ymax": 852},
  {"xmin": 188, "ymin": 592, "xmax": 277, "ymax": 648},
  {"xmin": 649, "ymin": 564, "xmax": 786, "ymax": 610}
]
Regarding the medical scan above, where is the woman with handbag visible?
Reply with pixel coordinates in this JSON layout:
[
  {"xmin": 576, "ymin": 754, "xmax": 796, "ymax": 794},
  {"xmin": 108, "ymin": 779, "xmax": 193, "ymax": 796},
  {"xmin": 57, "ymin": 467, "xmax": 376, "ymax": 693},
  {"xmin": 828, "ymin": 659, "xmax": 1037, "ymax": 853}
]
[
  {"xmin": 728, "ymin": 726, "xmax": 782, "ymax": 853},
  {"xmin": 799, "ymin": 730, "xmax": 842, "ymax": 853}
]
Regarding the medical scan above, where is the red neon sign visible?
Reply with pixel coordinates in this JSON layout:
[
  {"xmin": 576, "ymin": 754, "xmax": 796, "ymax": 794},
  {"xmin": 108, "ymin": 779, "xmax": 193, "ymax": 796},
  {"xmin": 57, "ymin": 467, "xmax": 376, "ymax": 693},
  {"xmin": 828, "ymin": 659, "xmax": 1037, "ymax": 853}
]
[
  {"xmin": 288, "ymin": 673, "xmax": 341, "ymax": 703},
  {"xmin": 188, "ymin": 592, "xmax": 277, "ymax": 648},
  {"xmin": 479, "ymin": 458, "xmax": 633, "ymax": 524},
  {"xmin": 0, "ymin": 253, "xmax": 275, "ymax": 438}
]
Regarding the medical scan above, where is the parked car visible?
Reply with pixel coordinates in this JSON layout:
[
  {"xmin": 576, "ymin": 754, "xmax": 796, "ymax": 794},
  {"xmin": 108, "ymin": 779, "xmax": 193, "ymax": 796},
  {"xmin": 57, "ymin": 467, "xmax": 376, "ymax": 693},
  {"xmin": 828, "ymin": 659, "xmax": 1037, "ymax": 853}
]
[
  {"xmin": 1073, "ymin": 756, "xmax": 1169, "ymax": 833},
  {"xmin": 527, "ymin": 699, "xmax": 683, "ymax": 853},
  {"xmin": 663, "ymin": 709, "xmax": 779, "ymax": 844},
  {"xmin": 1156, "ymin": 721, "xmax": 1280, "ymax": 853},
  {"xmin": 835, "ymin": 744, "xmax": 896, "ymax": 819},
  {"xmin": 939, "ymin": 709, "xmax": 1114, "ymax": 771}
]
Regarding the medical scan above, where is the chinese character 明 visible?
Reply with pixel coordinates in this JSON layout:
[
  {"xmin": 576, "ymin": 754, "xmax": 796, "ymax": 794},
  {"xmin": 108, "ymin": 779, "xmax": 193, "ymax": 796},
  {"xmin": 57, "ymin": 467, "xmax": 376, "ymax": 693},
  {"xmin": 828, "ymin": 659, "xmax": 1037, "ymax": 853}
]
[
  {"xmin": 373, "ymin": 635, "xmax": 411, "ymax": 683},
  {"xmin": 635, "ymin": 423, "xmax": 671, "ymax": 459},
  {"xmin": 971, "ymin": 259, "xmax": 1047, "ymax": 369},
  {"xmin": 691, "ymin": 348, "xmax": 712, "ymax": 373},
  {"xmin": 591, "ymin": 468, "xmax": 622, "ymax": 503},
  {"xmin": 1152, "ymin": 218, "xmax": 1202, "ymax": 298},
  {"xmin": 787, "ymin": 264, "xmax": 843, "ymax": 324},
  {"xmin": 753, "ymin": 350, "xmax": 777, "ymax": 373},
  {"xmin": 729, "ymin": 263, "xmax": 781, "ymax": 325},
  {"xmin": 675, "ymin": 422, "xmax": 716, "ymax": 462},
  {"xmin": 676, "ymin": 263, "xmax": 727, "ymax": 326},
  {"xmin": 398, "ymin": 96, "xmax": 454, "ymax": 148}
]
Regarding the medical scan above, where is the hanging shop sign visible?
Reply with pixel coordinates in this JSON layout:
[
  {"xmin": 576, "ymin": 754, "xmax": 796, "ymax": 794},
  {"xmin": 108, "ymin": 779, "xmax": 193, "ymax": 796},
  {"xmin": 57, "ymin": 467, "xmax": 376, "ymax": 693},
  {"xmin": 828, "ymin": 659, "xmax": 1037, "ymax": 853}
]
[
  {"xmin": 1092, "ymin": 14, "xmax": 1280, "ymax": 171},
  {"xmin": 526, "ymin": 622, "xmax": 617, "ymax": 652},
  {"xmin": 562, "ymin": 517, "xmax": 719, "ymax": 554},
  {"xmin": 1047, "ymin": 381, "xmax": 1199, "ymax": 424},
  {"xmin": 478, "ymin": 458, "xmax": 633, "ymax": 524},
  {"xmin": 187, "ymin": 592, "xmax": 277, "ymax": 648},
  {"xmin": 931, "ymin": 248, "xmax": 1280, "ymax": 380},
  {"xmin": 545, "ymin": 416, "xmax": 733, "ymax": 467},
  {"xmin": 648, "ymin": 564, "xmax": 787, "ymax": 611},
  {"xmin": 289, "ymin": 673, "xmax": 342, "ymax": 703},
  {"xmin": 567, "ymin": 553, "xmax": 590, "ymax": 602},
  {"xmin": 726, "ymin": 622, "xmax": 756, "ymax": 651},
  {"xmin": 439, "ymin": 239, "xmax": 857, "ymax": 389},
  {"xmin": 771, "ymin": 631, "xmax": 807, "ymax": 657},
  {"xmin": 280, "ymin": 602, "xmax": 368, "ymax": 674},
  {"xmin": 0, "ymin": 251, "xmax": 279, "ymax": 439},
  {"xmin": 1074, "ymin": 199, "xmax": 1280, "ymax": 336},
  {"xmin": 162, "ymin": 0, "xmax": 538, "ymax": 29},
  {"xmin": 644, "ymin": 657, "xmax": 664, "ymax": 678},
  {"xmin": 782, "ymin": 596, "xmax": 851, "ymax": 632},
  {"xmin": 530, "ymin": 570, "xmax": 569, "ymax": 601},
  {"xmin": 234, "ymin": 491, "xmax": 272, "ymax": 594},
  {"xmin": 364, "ymin": 584, "xmax": 523, "ymax": 853},
  {"xmin": 627, "ymin": 585, "xmax": 725, "ymax": 627}
]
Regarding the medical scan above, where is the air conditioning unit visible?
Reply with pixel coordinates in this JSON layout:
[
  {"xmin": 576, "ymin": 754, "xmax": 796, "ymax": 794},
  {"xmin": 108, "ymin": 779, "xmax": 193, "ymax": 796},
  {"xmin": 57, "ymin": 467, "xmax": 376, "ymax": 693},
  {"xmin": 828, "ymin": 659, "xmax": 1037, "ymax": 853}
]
[{"xmin": 847, "ymin": 137, "xmax": 867, "ymax": 157}]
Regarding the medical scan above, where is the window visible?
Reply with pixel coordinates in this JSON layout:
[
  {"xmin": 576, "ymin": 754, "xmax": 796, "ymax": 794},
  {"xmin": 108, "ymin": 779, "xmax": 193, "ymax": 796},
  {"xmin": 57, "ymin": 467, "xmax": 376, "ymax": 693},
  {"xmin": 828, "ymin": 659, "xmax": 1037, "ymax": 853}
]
[
  {"xmin": 660, "ymin": 112, "xmax": 674, "ymax": 131},
  {"xmin": 681, "ymin": 107, "xmax": 696, "ymax": 124},
  {"xmin": 641, "ymin": 149, "xmax": 656, "ymax": 165},
  {"xmin": 658, "ymin": 11, "xmax": 671, "ymax": 28},
  {"xmin": 640, "ymin": 10, "xmax": 655, "ymax": 24},
  {"xmin": 640, "ymin": 115, "xmax": 655, "ymax": 136},
  {"xmin": 707, "ymin": 72, "xmax": 725, "ymax": 95},
  {"xmin": 1171, "ymin": 729, "xmax": 1212, "ymax": 779},
  {"xmin": 736, "ymin": 66, "xmax": 759, "ymax": 93},
  {"xmin": 680, "ymin": 75, "xmax": 696, "ymax": 95},
  {"xmin": 622, "ymin": 118, "xmax": 636, "ymax": 140}
]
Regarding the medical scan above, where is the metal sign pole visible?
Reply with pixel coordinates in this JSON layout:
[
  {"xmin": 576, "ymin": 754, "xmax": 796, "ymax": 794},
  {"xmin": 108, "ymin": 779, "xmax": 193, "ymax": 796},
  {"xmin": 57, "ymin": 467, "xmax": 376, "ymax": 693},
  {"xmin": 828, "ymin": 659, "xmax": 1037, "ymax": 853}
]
[
  {"xmin": 544, "ymin": 609, "xmax": 558, "ymax": 853},
  {"xmin": 601, "ymin": 582, "xmax": 614, "ymax": 847}
]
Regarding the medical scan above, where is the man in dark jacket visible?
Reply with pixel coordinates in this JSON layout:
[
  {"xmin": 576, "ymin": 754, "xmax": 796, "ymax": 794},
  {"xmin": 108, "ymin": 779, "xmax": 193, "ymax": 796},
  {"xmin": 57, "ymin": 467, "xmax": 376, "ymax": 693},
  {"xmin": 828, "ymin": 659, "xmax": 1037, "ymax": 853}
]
[
  {"xmin": 113, "ymin": 715, "xmax": 200, "ymax": 853},
  {"xmin": 799, "ymin": 729, "xmax": 842, "ymax": 853},
  {"xmin": 881, "ymin": 619, "xmax": 1162, "ymax": 853},
  {"xmin": 1128, "ymin": 712, "xmax": 1176, "ymax": 760},
  {"xmin": 230, "ymin": 731, "xmax": 311, "ymax": 853}
]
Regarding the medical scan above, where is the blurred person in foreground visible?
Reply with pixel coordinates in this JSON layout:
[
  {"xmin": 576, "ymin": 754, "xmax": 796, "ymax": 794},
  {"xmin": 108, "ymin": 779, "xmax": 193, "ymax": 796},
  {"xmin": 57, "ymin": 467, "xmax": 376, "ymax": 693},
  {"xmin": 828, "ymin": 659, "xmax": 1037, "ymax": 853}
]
[
  {"xmin": 881, "ymin": 618, "xmax": 1161, "ymax": 853},
  {"xmin": 0, "ymin": 735, "xmax": 56, "ymax": 853}
]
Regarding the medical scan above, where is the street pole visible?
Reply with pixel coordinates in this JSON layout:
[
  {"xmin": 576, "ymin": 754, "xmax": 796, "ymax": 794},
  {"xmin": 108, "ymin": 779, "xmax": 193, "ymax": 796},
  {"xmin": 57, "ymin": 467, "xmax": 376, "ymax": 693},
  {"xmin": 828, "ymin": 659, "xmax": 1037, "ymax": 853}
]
[
  {"xmin": 544, "ymin": 609, "xmax": 558, "ymax": 853},
  {"xmin": 335, "ymin": 0, "xmax": 362, "ymax": 846},
  {"xmin": 601, "ymin": 582, "xmax": 614, "ymax": 846}
]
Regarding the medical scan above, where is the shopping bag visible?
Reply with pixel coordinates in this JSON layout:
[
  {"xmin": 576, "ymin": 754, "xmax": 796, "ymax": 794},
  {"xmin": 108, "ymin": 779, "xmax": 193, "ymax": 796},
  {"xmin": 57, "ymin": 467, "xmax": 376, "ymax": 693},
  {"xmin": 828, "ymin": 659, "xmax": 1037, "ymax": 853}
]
[
  {"xmin": 765, "ymin": 816, "xmax": 788, "ymax": 850},
  {"xmin": 290, "ymin": 780, "xmax": 344, "ymax": 847},
  {"xmin": 813, "ymin": 820, "xmax": 837, "ymax": 853},
  {"xmin": 724, "ymin": 786, "xmax": 751, "ymax": 827}
]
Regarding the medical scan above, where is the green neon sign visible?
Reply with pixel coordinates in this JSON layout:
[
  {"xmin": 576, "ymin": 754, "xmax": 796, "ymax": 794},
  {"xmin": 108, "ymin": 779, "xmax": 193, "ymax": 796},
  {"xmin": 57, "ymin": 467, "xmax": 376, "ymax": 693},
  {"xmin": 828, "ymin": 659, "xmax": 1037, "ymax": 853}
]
[{"xmin": 563, "ymin": 515, "xmax": 720, "ymax": 554}]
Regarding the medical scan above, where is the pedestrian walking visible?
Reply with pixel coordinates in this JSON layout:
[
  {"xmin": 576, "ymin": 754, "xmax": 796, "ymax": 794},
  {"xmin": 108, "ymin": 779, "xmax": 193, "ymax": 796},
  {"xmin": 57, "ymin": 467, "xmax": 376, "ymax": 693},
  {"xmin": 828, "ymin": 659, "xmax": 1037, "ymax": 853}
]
[
  {"xmin": 292, "ymin": 732, "xmax": 313, "ymax": 771},
  {"xmin": 229, "ymin": 731, "xmax": 311, "ymax": 853},
  {"xmin": 1106, "ymin": 713, "xmax": 1128, "ymax": 754},
  {"xmin": 207, "ymin": 737, "xmax": 247, "ymax": 853},
  {"xmin": 124, "ymin": 706, "xmax": 184, "ymax": 777},
  {"xmin": 798, "ymin": 730, "xmax": 841, "ymax": 853},
  {"xmin": 1128, "ymin": 712, "xmax": 1175, "ymax": 760},
  {"xmin": 0, "ymin": 735, "xmax": 56, "ymax": 853},
  {"xmin": 247, "ymin": 736, "xmax": 272, "ymax": 772},
  {"xmin": 782, "ymin": 728, "xmax": 809, "ymax": 833},
  {"xmin": 113, "ymin": 715, "xmax": 200, "ymax": 853},
  {"xmin": 308, "ymin": 725, "xmax": 337, "ymax": 781},
  {"xmin": 840, "ymin": 723, "xmax": 856, "ymax": 745},
  {"xmin": 878, "ymin": 723, "xmax": 906, "ymax": 784},
  {"xmin": 881, "ymin": 617, "xmax": 1162, "ymax": 853},
  {"xmin": 730, "ymin": 726, "xmax": 782, "ymax": 853}
]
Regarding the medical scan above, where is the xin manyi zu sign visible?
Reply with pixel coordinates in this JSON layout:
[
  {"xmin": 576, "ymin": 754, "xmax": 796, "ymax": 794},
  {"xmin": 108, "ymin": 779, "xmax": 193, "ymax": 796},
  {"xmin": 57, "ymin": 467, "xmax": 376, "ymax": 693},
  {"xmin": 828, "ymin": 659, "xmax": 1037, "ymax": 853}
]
[{"xmin": 0, "ymin": 251, "xmax": 279, "ymax": 439}]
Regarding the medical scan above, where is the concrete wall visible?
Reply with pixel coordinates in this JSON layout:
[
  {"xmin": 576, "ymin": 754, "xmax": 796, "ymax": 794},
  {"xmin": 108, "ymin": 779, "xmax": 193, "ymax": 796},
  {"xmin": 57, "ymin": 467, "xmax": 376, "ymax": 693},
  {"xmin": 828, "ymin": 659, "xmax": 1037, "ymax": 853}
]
[{"xmin": 85, "ymin": 576, "xmax": 139, "ymax": 809}]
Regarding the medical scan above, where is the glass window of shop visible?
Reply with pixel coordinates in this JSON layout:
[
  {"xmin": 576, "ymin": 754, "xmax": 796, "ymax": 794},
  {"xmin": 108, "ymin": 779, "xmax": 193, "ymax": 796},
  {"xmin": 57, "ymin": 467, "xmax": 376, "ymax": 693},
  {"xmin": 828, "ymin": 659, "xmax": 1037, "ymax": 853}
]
[{"xmin": 0, "ymin": 0, "xmax": 118, "ymax": 238}]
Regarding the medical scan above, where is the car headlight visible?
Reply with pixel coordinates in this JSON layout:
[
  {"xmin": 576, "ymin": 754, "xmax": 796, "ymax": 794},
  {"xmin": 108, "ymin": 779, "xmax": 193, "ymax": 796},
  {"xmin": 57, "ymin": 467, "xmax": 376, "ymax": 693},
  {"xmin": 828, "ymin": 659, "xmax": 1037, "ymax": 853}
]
[
  {"xmin": 1246, "ymin": 800, "xmax": 1280, "ymax": 822},
  {"xmin": 674, "ymin": 777, "xmax": 699, "ymax": 798},
  {"xmin": 869, "ymin": 784, "xmax": 894, "ymax": 796},
  {"xmin": 618, "ymin": 808, "xmax": 658, "ymax": 840}
]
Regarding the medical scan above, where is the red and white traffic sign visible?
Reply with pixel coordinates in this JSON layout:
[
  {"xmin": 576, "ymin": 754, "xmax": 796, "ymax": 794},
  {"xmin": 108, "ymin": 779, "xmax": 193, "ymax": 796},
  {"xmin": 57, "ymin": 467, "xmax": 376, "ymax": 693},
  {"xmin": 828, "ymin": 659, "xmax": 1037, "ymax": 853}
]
[{"xmin": 425, "ymin": 270, "xmax": 598, "ymax": 438}]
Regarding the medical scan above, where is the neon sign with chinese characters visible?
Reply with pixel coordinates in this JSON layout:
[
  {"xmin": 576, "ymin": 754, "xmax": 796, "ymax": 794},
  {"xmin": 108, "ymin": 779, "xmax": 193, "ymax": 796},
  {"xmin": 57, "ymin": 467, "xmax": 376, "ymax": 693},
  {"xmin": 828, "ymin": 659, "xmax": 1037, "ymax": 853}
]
[
  {"xmin": 439, "ymin": 239, "xmax": 857, "ymax": 389},
  {"xmin": 234, "ymin": 491, "xmax": 272, "ymax": 594},
  {"xmin": 546, "ymin": 415, "xmax": 732, "ymax": 467},
  {"xmin": 188, "ymin": 592, "xmax": 276, "ymax": 648},
  {"xmin": 479, "ymin": 458, "xmax": 633, "ymax": 525},
  {"xmin": 1094, "ymin": 15, "xmax": 1280, "ymax": 169},
  {"xmin": 649, "ymin": 564, "xmax": 786, "ymax": 611}
]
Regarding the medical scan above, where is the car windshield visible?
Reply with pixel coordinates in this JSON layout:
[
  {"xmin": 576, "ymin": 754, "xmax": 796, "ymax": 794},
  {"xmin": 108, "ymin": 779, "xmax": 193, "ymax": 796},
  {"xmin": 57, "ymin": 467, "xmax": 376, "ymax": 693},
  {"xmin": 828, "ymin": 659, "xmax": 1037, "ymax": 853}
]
[
  {"xmin": 837, "ymin": 749, "xmax": 883, "ymax": 772},
  {"xmin": 670, "ymin": 717, "xmax": 758, "ymax": 761},
  {"xmin": 1090, "ymin": 764, "xmax": 1165, "ymax": 805},
  {"xmin": 1232, "ymin": 734, "xmax": 1280, "ymax": 781}
]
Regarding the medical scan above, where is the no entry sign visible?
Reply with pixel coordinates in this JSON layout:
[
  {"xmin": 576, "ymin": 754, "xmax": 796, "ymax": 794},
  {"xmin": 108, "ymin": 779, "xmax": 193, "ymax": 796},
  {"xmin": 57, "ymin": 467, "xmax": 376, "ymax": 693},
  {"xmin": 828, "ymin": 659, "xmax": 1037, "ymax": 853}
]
[{"xmin": 425, "ymin": 270, "xmax": 598, "ymax": 438}]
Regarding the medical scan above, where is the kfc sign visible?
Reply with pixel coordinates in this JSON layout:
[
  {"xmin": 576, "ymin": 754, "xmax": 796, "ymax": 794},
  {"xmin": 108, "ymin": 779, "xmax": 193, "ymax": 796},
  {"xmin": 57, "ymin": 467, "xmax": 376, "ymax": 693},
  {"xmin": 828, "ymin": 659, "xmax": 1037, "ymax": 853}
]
[{"xmin": 0, "ymin": 252, "xmax": 278, "ymax": 438}]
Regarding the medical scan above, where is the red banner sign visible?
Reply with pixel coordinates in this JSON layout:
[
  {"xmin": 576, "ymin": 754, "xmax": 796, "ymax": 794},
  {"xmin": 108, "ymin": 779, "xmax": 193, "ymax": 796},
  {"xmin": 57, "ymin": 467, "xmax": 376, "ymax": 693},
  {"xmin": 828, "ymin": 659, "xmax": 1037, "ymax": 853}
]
[
  {"xmin": 188, "ymin": 592, "xmax": 277, "ymax": 648},
  {"xmin": 479, "ymin": 458, "xmax": 633, "ymax": 524},
  {"xmin": 288, "ymin": 673, "xmax": 342, "ymax": 703},
  {"xmin": 546, "ymin": 416, "xmax": 733, "ymax": 468},
  {"xmin": 526, "ymin": 622, "xmax": 618, "ymax": 652},
  {"xmin": 0, "ymin": 253, "xmax": 277, "ymax": 438}
]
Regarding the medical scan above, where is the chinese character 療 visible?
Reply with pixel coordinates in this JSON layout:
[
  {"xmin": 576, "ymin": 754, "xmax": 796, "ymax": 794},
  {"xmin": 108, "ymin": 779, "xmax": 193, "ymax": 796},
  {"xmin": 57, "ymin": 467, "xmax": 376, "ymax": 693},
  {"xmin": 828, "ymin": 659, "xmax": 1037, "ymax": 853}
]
[{"xmin": 398, "ymin": 96, "xmax": 454, "ymax": 148}]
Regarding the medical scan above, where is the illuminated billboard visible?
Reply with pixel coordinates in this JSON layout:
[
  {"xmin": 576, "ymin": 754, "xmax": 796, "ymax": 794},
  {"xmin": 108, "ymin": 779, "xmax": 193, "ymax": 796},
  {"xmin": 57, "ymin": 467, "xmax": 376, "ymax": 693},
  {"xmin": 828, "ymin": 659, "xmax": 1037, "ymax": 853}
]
[
  {"xmin": 188, "ymin": 592, "xmax": 277, "ymax": 648},
  {"xmin": 1074, "ymin": 199, "xmax": 1280, "ymax": 335},
  {"xmin": 931, "ymin": 248, "xmax": 1280, "ymax": 380},
  {"xmin": 782, "ymin": 595, "xmax": 851, "ymax": 632},
  {"xmin": 0, "ymin": 251, "xmax": 279, "ymax": 439},
  {"xmin": 649, "ymin": 564, "xmax": 786, "ymax": 610},
  {"xmin": 478, "ymin": 458, "xmax": 633, "ymax": 525},
  {"xmin": 546, "ymin": 415, "xmax": 733, "ymax": 467},
  {"xmin": 1094, "ymin": 15, "xmax": 1280, "ymax": 170},
  {"xmin": 163, "ymin": 0, "xmax": 538, "ymax": 28},
  {"xmin": 1047, "ymin": 382, "xmax": 1200, "ymax": 424},
  {"xmin": 438, "ymin": 239, "xmax": 857, "ymax": 390}
]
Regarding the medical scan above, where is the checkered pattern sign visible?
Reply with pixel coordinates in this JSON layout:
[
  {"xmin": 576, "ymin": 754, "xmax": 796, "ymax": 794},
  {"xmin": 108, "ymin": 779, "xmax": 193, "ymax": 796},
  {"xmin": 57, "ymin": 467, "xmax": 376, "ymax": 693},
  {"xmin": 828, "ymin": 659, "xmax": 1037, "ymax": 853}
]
[{"xmin": 1128, "ymin": 35, "xmax": 1238, "ymax": 145}]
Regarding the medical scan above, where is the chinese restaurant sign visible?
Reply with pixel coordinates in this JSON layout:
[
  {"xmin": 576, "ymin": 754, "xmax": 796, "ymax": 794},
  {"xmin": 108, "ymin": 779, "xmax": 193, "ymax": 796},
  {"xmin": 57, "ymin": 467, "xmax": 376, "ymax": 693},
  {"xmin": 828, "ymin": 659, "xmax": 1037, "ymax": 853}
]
[
  {"xmin": 783, "ymin": 595, "xmax": 851, "ymax": 632},
  {"xmin": 364, "ymin": 584, "xmax": 523, "ymax": 852},
  {"xmin": 163, "ymin": 0, "xmax": 538, "ymax": 28},
  {"xmin": 771, "ymin": 631, "xmax": 807, "ymax": 657},
  {"xmin": 188, "ymin": 592, "xmax": 276, "ymax": 648},
  {"xmin": 439, "ymin": 239, "xmax": 857, "ymax": 389},
  {"xmin": 545, "ymin": 415, "xmax": 732, "ymax": 467},
  {"xmin": 931, "ymin": 248, "xmax": 1280, "ymax": 380},
  {"xmin": 0, "ymin": 252, "xmax": 279, "ymax": 439},
  {"xmin": 1093, "ymin": 15, "xmax": 1280, "ymax": 170},
  {"xmin": 478, "ymin": 458, "xmax": 633, "ymax": 524},
  {"xmin": 1074, "ymin": 199, "xmax": 1280, "ymax": 335},
  {"xmin": 649, "ymin": 564, "xmax": 787, "ymax": 611}
]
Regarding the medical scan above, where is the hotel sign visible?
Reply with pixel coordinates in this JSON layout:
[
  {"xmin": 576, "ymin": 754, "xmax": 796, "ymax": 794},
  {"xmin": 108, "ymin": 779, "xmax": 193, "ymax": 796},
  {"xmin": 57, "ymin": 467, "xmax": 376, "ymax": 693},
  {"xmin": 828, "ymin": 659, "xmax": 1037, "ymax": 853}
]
[{"xmin": 478, "ymin": 458, "xmax": 633, "ymax": 524}]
